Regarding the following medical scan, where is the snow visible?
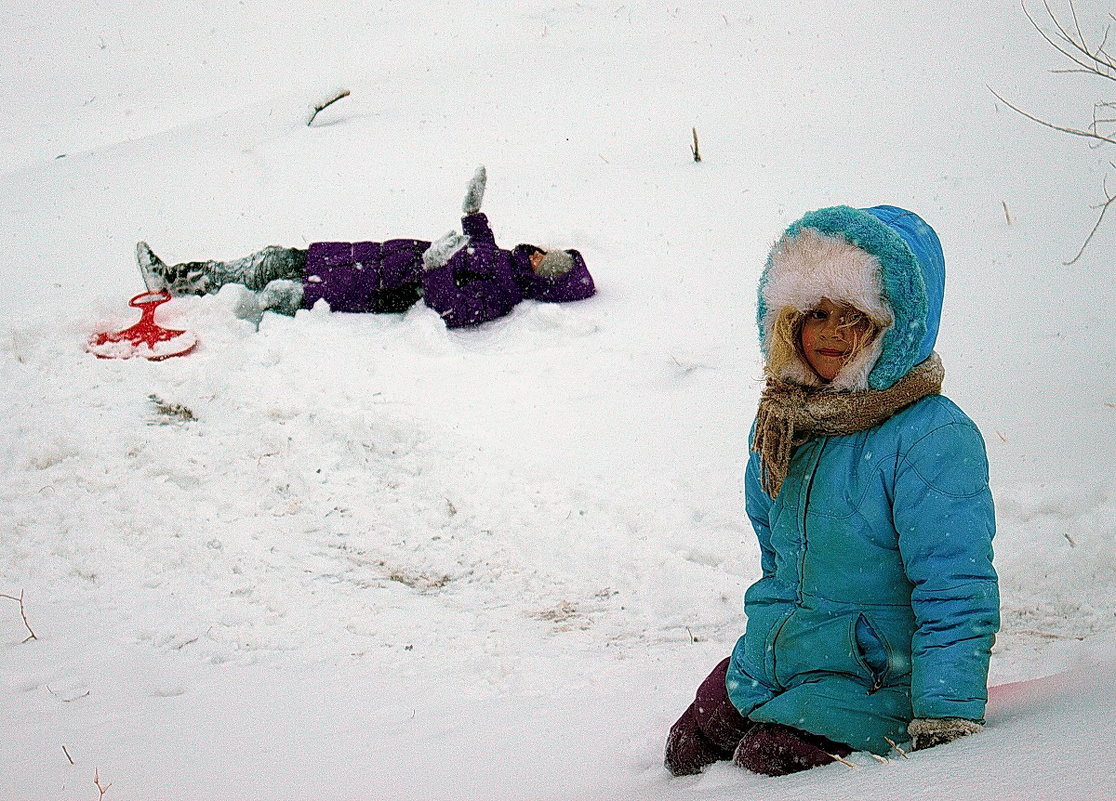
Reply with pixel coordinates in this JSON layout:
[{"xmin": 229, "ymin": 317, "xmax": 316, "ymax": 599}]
[{"xmin": 2, "ymin": 0, "xmax": 1115, "ymax": 798}]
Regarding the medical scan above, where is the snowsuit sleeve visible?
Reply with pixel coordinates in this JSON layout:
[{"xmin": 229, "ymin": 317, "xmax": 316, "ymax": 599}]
[
  {"xmin": 461, "ymin": 212, "xmax": 497, "ymax": 246},
  {"xmin": 744, "ymin": 441, "xmax": 776, "ymax": 579},
  {"xmin": 421, "ymin": 214, "xmax": 523, "ymax": 328},
  {"xmin": 893, "ymin": 420, "xmax": 999, "ymax": 721}
]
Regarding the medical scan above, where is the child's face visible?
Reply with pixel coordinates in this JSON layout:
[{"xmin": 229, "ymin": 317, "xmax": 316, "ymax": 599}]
[{"xmin": 799, "ymin": 298, "xmax": 876, "ymax": 382}]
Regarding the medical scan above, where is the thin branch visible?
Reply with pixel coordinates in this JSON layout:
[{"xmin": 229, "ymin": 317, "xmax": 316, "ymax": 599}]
[
  {"xmin": 1046, "ymin": 0, "xmax": 1109, "ymax": 68},
  {"xmin": 1050, "ymin": 67, "xmax": 1116, "ymax": 76},
  {"xmin": 47, "ymin": 684, "xmax": 91, "ymax": 703},
  {"xmin": 869, "ymin": 752, "xmax": 890, "ymax": 764},
  {"xmin": 1064, "ymin": 186, "xmax": 1116, "ymax": 264},
  {"xmin": 989, "ymin": 87, "xmax": 1116, "ymax": 145},
  {"xmin": 62, "ymin": 745, "xmax": 74, "ymax": 765},
  {"xmin": 1069, "ymin": 0, "xmax": 1086, "ymax": 56},
  {"xmin": 1025, "ymin": 1, "xmax": 1116, "ymax": 78},
  {"xmin": 94, "ymin": 768, "xmax": 111, "ymax": 799},
  {"xmin": 0, "ymin": 590, "xmax": 37, "ymax": 642},
  {"xmin": 1059, "ymin": 0, "xmax": 1116, "ymax": 74},
  {"xmin": 1025, "ymin": 1, "xmax": 1106, "ymax": 75},
  {"xmin": 307, "ymin": 89, "xmax": 351, "ymax": 126},
  {"xmin": 1096, "ymin": 25, "xmax": 1113, "ymax": 63},
  {"xmin": 691, "ymin": 127, "xmax": 702, "ymax": 162},
  {"xmin": 827, "ymin": 752, "xmax": 858, "ymax": 769},
  {"xmin": 1061, "ymin": 0, "xmax": 1116, "ymax": 73},
  {"xmin": 884, "ymin": 737, "xmax": 910, "ymax": 759}
]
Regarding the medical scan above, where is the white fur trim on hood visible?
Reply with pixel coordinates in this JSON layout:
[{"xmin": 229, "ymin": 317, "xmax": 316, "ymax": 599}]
[{"xmin": 761, "ymin": 229, "xmax": 895, "ymax": 392}]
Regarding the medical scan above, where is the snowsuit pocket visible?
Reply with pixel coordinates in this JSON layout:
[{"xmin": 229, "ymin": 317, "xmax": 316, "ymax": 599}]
[{"xmin": 768, "ymin": 611, "xmax": 871, "ymax": 686}]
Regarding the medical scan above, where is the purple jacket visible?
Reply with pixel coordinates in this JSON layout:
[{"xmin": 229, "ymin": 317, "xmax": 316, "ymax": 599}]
[{"xmin": 301, "ymin": 214, "xmax": 595, "ymax": 327}]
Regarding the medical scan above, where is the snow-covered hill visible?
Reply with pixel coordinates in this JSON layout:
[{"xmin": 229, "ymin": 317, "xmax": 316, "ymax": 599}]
[{"xmin": 2, "ymin": 1, "xmax": 1114, "ymax": 799}]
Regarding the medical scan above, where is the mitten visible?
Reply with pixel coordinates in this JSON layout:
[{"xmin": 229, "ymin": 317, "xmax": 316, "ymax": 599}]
[
  {"xmin": 462, "ymin": 165, "xmax": 487, "ymax": 215},
  {"xmin": 422, "ymin": 231, "xmax": 469, "ymax": 271},
  {"xmin": 907, "ymin": 717, "xmax": 983, "ymax": 751},
  {"xmin": 258, "ymin": 279, "xmax": 304, "ymax": 316}
]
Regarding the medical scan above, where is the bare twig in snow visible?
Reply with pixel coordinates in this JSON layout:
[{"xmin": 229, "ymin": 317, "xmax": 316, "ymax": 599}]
[
  {"xmin": 308, "ymin": 89, "xmax": 351, "ymax": 126},
  {"xmin": 869, "ymin": 752, "xmax": 890, "ymax": 764},
  {"xmin": 1, "ymin": 590, "xmax": 37, "ymax": 642},
  {"xmin": 63, "ymin": 745, "xmax": 74, "ymax": 765},
  {"xmin": 884, "ymin": 737, "xmax": 910, "ymax": 759},
  {"xmin": 47, "ymin": 684, "xmax": 91, "ymax": 702},
  {"xmin": 691, "ymin": 127, "xmax": 702, "ymax": 162},
  {"xmin": 1002, "ymin": 200, "xmax": 1013, "ymax": 225},
  {"xmin": 828, "ymin": 752, "xmax": 858, "ymax": 769},
  {"xmin": 94, "ymin": 768, "xmax": 111, "ymax": 799},
  {"xmin": 148, "ymin": 394, "xmax": 196, "ymax": 424}
]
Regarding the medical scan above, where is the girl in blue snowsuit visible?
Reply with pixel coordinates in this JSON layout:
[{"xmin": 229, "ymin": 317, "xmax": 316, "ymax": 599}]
[{"xmin": 665, "ymin": 206, "xmax": 999, "ymax": 777}]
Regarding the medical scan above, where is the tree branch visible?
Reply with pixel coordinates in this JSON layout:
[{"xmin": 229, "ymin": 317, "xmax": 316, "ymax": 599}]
[
  {"xmin": 989, "ymin": 87, "xmax": 1116, "ymax": 145},
  {"xmin": 307, "ymin": 90, "xmax": 351, "ymax": 127},
  {"xmin": 1025, "ymin": 0, "xmax": 1116, "ymax": 78},
  {"xmin": 1065, "ymin": 183, "xmax": 1116, "ymax": 264},
  {"xmin": 0, "ymin": 590, "xmax": 37, "ymax": 642},
  {"xmin": 94, "ymin": 768, "xmax": 112, "ymax": 799}
]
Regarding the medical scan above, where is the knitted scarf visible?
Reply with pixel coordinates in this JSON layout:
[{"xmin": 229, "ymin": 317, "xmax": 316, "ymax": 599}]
[{"xmin": 752, "ymin": 352, "xmax": 945, "ymax": 498}]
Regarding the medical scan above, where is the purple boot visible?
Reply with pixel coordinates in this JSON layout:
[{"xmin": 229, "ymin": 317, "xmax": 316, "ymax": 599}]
[
  {"xmin": 664, "ymin": 658, "xmax": 754, "ymax": 776},
  {"xmin": 733, "ymin": 722, "xmax": 854, "ymax": 777}
]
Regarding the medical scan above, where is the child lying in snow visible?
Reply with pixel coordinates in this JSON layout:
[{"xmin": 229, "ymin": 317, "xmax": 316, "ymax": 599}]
[
  {"xmin": 135, "ymin": 167, "xmax": 595, "ymax": 328},
  {"xmin": 664, "ymin": 205, "xmax": 999, "ymax": 776}
]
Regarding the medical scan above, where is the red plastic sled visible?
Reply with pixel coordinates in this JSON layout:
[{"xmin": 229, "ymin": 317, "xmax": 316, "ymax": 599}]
[{"xmin": 87, "ymin": 291, "xmax": 198, "ymax": 360}]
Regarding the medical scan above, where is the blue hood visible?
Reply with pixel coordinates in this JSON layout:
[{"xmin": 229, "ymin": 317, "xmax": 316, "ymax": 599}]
[{"xmin": 758, "ymin": 205, "xmax": 946, "ymax": 390}]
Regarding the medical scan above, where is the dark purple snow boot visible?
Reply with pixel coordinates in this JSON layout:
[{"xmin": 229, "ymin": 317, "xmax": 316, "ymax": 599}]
[
  {"xmin": 664, "ymin": 658, "xmax": 754, "ymax": 776},
  {"xmin": 732, "ymin": 722, "xmax": 854, "ymax": 777}
]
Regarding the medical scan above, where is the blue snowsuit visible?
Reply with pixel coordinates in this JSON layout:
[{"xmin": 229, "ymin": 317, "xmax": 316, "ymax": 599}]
[{"xmin": 724, "ymin": 206, "xmax": 1000, "ymax": 755}]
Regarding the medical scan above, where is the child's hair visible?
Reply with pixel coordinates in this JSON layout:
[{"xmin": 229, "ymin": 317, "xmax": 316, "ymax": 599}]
[{"xmin": 766, "ymin": 305, "xmax": 881, "ymax": 386}]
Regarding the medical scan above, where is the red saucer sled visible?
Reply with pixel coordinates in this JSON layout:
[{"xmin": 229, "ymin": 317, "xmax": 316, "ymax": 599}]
[{"xmin": 87, "ymin": 291, "xmax": 198, "ymax": 360}]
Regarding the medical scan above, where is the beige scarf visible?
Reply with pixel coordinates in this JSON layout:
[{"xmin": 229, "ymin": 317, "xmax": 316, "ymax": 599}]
[{"xmin": 752, "ymin": 353, "xmax": 945, "ymax": 498}]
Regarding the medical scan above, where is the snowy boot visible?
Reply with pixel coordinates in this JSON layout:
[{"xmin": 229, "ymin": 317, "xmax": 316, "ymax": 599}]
[
  {"xmin": 137, "ymin": 241, "xmax": 206, "ymax": 294},
  {"xmin": 732, "ymin": 722, "xmax": 854, "ymax": 776},
  {"xmin": 664, "ymin": 657, "xmax": 755, "ymax": 776},
  {"xmin": 135, "ymin": 242, "xmax": 307, "ymax": 296}
]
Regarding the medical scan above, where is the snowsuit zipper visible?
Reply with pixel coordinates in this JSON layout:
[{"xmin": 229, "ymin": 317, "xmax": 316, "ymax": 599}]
[
  {"xmin": 769, "ymin": 438, "xmax": 826, "ymax": 687},
  {"xmin": 798, "ymin": 438, "xmax": 826, "ymax": 597}
]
